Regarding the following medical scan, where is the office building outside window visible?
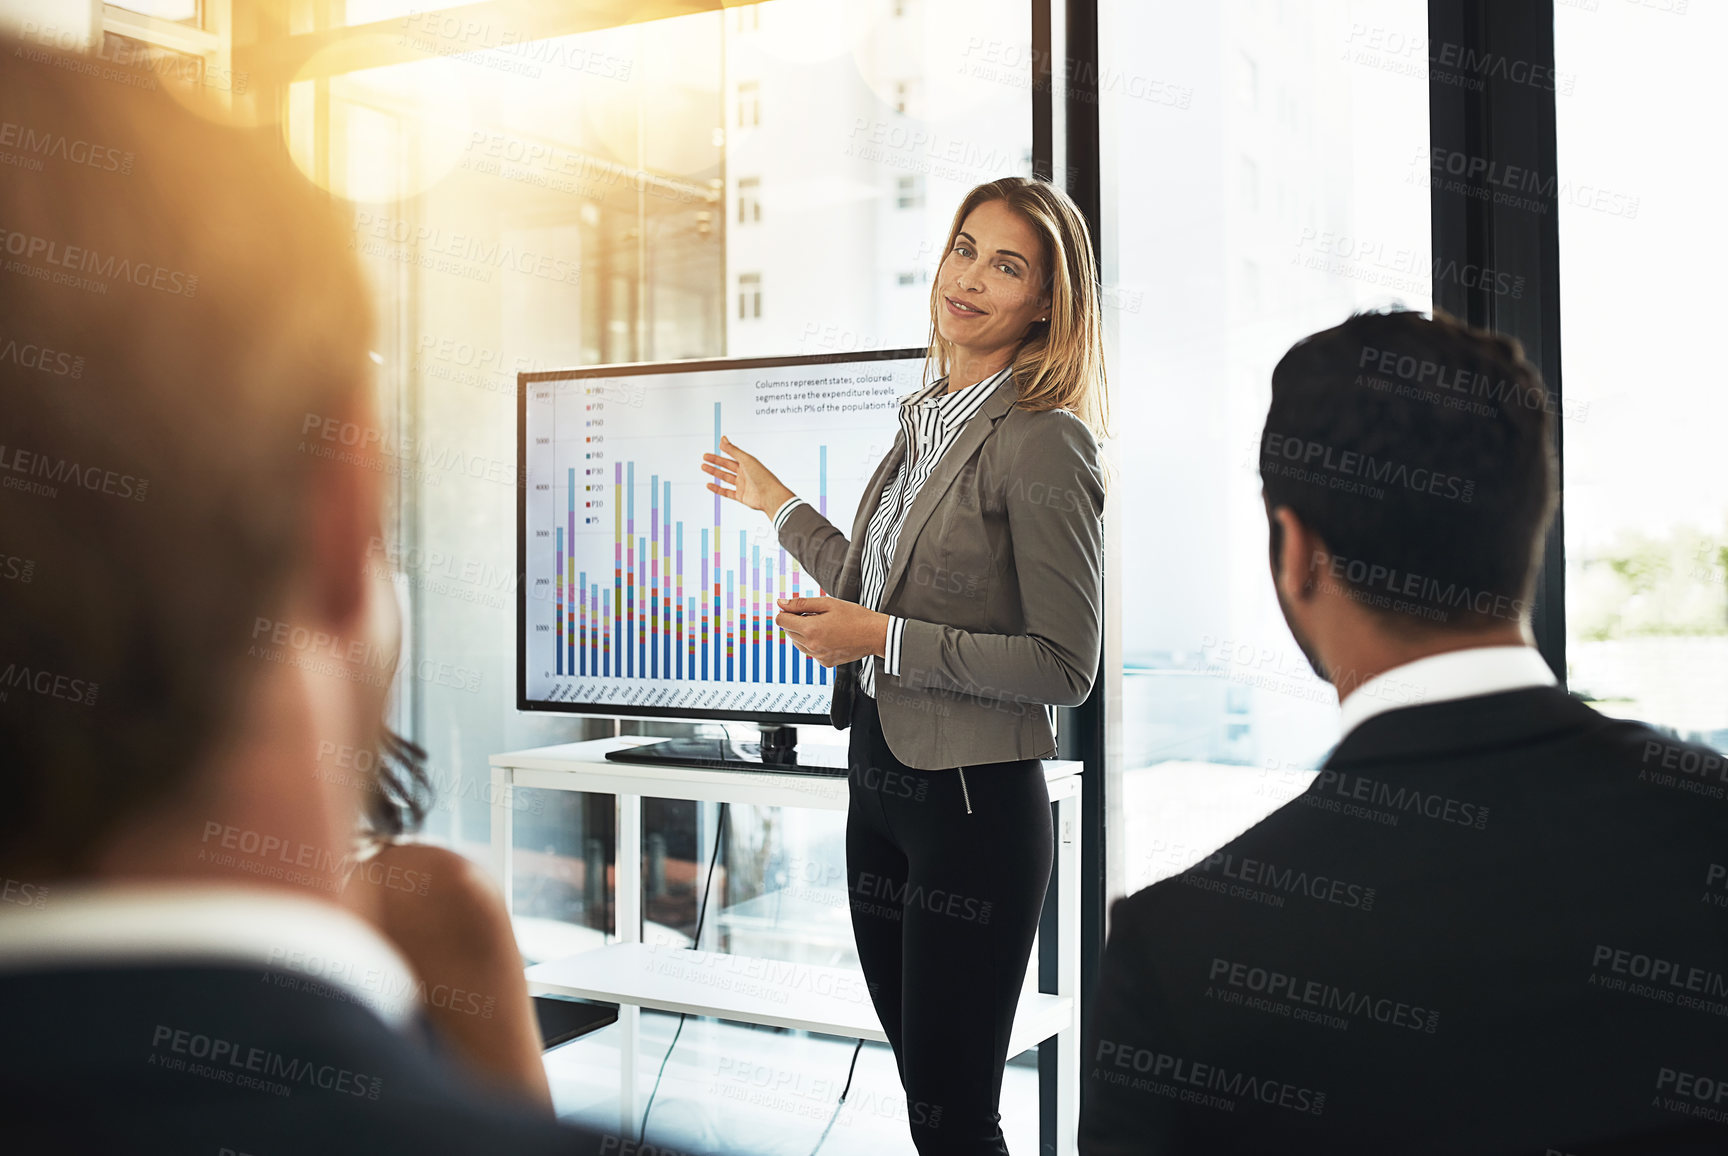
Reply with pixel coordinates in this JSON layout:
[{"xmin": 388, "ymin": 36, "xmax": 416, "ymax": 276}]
[
  {"xmin": 894, "ymin": 78, "xmax": 920, "ymax": 115},
  {"xmin": 737, "ymin": 79, "xmax": 760, "ymax": 128},
  {"xmin": 737, "ymin": 272, "xmax": 762, "ymax": 319}
]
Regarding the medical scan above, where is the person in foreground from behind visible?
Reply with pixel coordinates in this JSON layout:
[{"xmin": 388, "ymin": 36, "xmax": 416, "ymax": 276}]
[
  {"xmin": 0, "ymin": 39, "xmax": 679, "ymax": 1156},
  {"xmin": 1079, "ymin": 310, "xmax": 1728, "ymax": 1154}
]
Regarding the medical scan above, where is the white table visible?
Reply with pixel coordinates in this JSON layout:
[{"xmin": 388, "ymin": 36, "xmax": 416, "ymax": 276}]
[{"xmin": 490, "ymin": 737, "xmax": 1082, "ymax": 1154}]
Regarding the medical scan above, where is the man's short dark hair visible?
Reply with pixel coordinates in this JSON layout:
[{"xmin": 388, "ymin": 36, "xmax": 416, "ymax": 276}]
[
  {"xmin": 1260, "ymin": 309, "xmax": 1557, "ymax": 632},
  {"xmin": 0, "ymin": 40, "xmax": 371, "ymax": 873}
]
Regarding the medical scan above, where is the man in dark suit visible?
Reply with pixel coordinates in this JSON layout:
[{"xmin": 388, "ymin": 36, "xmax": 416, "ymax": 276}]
[
  {"xmin": 1080, "ymin": 311, "xmax": 1728, "ymax": 1154},
  {"xmin": 0, "ymin": 38, "xmax": 685, "ymax": 1156}
]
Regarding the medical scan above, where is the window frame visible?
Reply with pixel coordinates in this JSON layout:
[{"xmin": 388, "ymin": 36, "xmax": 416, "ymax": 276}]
[
  {"xmin": 102, "ymin": 1, "xmax": 220, "ymax": 54},
  {"xmin": 1426, "ymin": 0, "xmax": 1566, "ymax": 680},
  {"xmin": 99, "ymin": 0, "xmax": 230, "ymax": 91}
]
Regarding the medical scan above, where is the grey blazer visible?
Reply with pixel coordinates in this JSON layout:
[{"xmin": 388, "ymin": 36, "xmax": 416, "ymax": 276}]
[{"xmin": 777, "ymin": 369, "xmax": 1105, "ymax": 771}]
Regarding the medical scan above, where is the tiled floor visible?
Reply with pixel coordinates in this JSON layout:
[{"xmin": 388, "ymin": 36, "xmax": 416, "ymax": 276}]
[{"xmin": 546, "ymin": 1011, "xmax": 1040, "ymax": 1155}]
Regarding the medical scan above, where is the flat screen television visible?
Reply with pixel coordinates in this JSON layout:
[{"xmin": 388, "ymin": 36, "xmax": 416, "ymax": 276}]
[{"xmin": 517, "ymin": 348, "xmax": 926, "ymax": 769}]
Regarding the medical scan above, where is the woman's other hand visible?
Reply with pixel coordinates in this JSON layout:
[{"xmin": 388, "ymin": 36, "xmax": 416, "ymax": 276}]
[
  {"xmin": 702, "ymin": 435, "xmax": 794, "ymax": 515},
  {"xmin": 775, "ymin": 595, "xmax": 890, "ymax": 667}
]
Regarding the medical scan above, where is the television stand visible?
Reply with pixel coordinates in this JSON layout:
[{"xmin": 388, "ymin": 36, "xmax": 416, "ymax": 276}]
[
  {"xmin": 487, "ymin": 737, "xmax": 1083, "ymax": 1154},
  {"xmin": 603, "ymin": 723, "xmax": 846, "ymax": 774}
]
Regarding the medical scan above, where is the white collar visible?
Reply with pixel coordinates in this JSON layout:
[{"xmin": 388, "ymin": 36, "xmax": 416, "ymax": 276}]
[
  {"xmin": 898, "ymin": 378, "xmax": 943, "ymax": 405},
  {"xmin": 1338, "ymin": 645, "xmax": 1557, "ymax": 740},
  {"xmin": 0, "ymin": 883, "xmax": 421, "ymax": 1031},
  {"xmin": 930, "ymin": 367, "xmax": 1010, "ymax": 427}
]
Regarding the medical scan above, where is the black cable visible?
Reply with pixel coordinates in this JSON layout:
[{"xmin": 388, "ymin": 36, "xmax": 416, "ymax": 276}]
[
  {"xmin": 838, "ymin": 1038, "xmax": 863, "ymax": 1101},
  {"xmin": 807, "ymin": 1038, "xmax": 866, "ymax": 1156},
  {"xmin": 638, "ymin": 802, "xmax": 728, "ymax": 1145}
]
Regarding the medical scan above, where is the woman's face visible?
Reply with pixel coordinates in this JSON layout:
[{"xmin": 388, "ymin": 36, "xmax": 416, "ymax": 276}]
[{"xmin": 934, "ymin": 198, "xmax": 1053, "ymax": 358}]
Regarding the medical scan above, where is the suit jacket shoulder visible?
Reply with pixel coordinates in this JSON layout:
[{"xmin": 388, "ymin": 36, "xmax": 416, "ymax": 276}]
[
  {"xmin": 1083, "ymin": 689, "xmax": 1728, "ymax": 1155},
  {"xmin": 0, "ymin": 962, "xmax": 636, "ymax": 1156},
  {"xmin": 997, "ymin": 402, "xmax": 1101, "ymax": 461}
]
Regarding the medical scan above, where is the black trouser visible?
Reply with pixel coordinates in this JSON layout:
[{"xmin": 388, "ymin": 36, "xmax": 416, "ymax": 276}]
[{"xmin": 846, "ymin": 685, "xmax": 1054, "ymax": 1156}]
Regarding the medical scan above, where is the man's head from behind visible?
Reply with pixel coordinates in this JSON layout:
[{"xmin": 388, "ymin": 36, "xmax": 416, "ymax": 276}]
[
  {"xmin": 1260, "ymin": 309, "xmax": 1557, "ymax": 692},
  {"xmin": 0, "ymin": 40, "xmax": 388, "ymax": 882}
]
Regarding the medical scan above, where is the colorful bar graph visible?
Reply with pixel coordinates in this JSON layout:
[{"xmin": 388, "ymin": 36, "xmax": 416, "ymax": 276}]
[
  {"xmin": 555, "ymin": 526, "xmax": 564, "ymax": 675},
  {"xmin": 663, "ymin": 481, "xmax": 674, "ymax": 679},
  {"xmin": 700, "ymin": 527, "xmax": 710, "ymax": 681},
  {"xmin": 649, "ymin": 472, "xmax": 659, "ymax": 680},
  {"xmin": 567, "ymin": 469, "xmax": 576, "ymax": 675},
  {"xmin": 614, "ymin": 461, "xmax": 623, "ymax": 680},
  {"xmin": 675, "ymin": 517, "xmax": 683, "ymax": 681},
  {"xmin": 547, "ymin": 395, "xmax": 834, "ymax": 689}
]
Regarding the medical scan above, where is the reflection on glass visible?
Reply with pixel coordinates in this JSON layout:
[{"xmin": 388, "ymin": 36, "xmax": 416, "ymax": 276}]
[
  {"xmin": 511, "ymin": 789, "xmax": 613, "ymax": 964},
  {"xmin": 720, "ymin": 805, "xmax": 854, "ymax": 968}
]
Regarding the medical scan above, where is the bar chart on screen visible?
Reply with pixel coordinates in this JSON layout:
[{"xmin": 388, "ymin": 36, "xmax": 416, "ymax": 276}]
[{"xmin": 521, "ymin": 354, "xmax": 919, "ymax": 718}]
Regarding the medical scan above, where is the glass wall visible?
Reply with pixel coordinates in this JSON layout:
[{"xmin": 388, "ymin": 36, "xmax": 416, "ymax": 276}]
[
  {"xmin": 290, "ymin": 11, "xmax": 725, "ymax": 955},
  {"xmin": 1099, "ymin": 0, "xmax": 1432, "ymax": 902},
  {"xmin": 290, "ymin": 0, "xmax": 1031, "ymax": 964},
  {"xmin": 1556, "ymin": 0, "xmax": 1728, "ymax": 753}
]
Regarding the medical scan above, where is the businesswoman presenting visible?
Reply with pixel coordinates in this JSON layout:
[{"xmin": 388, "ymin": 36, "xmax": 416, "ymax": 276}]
[{"xmin": 702, "ymin": 176, "xmax": 1108, "ymax": 1155}]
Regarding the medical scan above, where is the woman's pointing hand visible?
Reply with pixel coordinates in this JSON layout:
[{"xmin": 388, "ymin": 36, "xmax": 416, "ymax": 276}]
[{"xmin": 701, "ymin": 435, "xmax": 794, "ymax": 516}]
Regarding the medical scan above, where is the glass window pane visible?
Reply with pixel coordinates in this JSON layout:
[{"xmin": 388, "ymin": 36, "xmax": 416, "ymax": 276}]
[
  {"xmin": 1557, "ymin": 2, "xmax": 1728, "ymax": 753},
  {"xmin": 726, "ymin": 0, "xmax": 1032, "ymax": 357},
  {"xmin": 295, "ymin": 17, "xmax": 721, "ymax": 866},
  {"xmin": 1100, "ymin": 0, "xmax": 1432, "ymax": 903},
  {"xmin": 290, "ymin": 0, "xmax": 1032, "ymax": 963}
]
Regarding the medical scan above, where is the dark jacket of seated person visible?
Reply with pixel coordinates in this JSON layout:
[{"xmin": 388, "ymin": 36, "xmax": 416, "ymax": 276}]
[
  {"xmin": 1080, "ymin": 670, "xmax": 1728, "ymax": 1154},
  {"xmin": 0, "ymin": 885, "xmax": 629, "ymax": 1156}
]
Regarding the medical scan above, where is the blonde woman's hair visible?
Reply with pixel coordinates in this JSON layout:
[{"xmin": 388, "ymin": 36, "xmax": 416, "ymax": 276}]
[{"xmin": 925, "ymin": 176, "xmax": 1113, "ymax": 449}]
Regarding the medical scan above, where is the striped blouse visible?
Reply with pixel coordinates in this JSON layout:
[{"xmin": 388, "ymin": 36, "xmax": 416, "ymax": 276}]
[{"xmin": 771, "ymin": 365, "xmax": 1012, "ymax": 697}]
